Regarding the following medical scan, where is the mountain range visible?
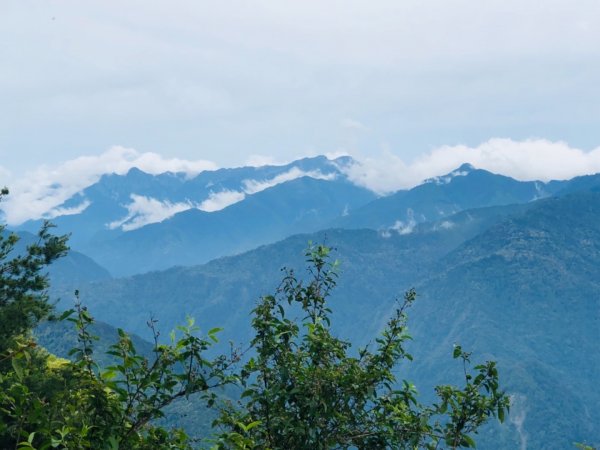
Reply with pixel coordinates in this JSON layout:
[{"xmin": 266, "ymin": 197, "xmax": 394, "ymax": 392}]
[
  {"xmin": 9, "ymin": 155, "xmax": 600, "ymax": 449},
  {"xmin": 14, "ymin": 156, "xmax": 585, "ymax": 277},
  {"xmin": 18, "ymin": 156, "xmax": 378, "ymax": 275}
]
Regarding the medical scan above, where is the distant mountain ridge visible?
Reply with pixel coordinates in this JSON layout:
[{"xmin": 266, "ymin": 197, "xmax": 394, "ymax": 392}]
[
  {"xmin": 86, "ymin": 176, "xmax": 376, "ymax": 275},
  {"xmin": 334, "ymin": 163, "xmax": 565, "ymax": 231},
  {"xmin": 18, "ymin": 155, "xmax": 353, "ymax": 244},
  {"xmin": 18, "ymin": 155, "xmax": 377, "ymax": 275},
  {"xmin": 16, "ymin": 157, "xmax": 600, "ymax": 277}
]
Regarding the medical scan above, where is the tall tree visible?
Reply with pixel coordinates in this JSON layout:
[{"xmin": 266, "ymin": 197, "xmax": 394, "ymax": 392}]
[{"xmin": 0, "ymin": 188, "xmax": 69, "ymax": 357}]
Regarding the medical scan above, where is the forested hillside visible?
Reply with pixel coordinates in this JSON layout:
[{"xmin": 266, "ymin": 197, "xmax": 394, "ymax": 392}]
[{"xmin": 46, "ymin": 190, "xmax": 600, "ymax": 449}]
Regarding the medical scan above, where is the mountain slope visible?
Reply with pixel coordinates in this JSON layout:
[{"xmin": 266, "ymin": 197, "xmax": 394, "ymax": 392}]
[
  {"xmin": 404, "ymin": 192, "xmax": 600, "ymax": 449},
  {"xmin": 18, "ymin": 155, "xmax": 352, "ymax": 248},
  {"xmin": 17, "ymin": 156, "xmax": 377, "ymax": 276},
  {"xmin": 6, "ymin": 230, "xmax": 111, "ymax": 287},
  {"xmin": 51, "ymin": 192, "xmax": 600, "ymax": 449},
  {"xmin": 84, "ymin": 176, "xmax": 376, "ymax": 275},
  {"xmin": 51, "ymin": 200, "xmax": 533, "ymax": 347},
  {"xmin": 335, "ymin": 164, "xmax": 563, "ymax": 230}
]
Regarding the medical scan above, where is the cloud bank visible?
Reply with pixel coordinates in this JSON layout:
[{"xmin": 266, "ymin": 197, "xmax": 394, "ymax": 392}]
[
  {"xmin": 1, "ymin": 147, "xmax": 216, "ymax": 225},
  {"xmin": 5, "ymin": 139, "xmax": 600, "ymax": 227},
  {"xmin": 344, "ymin": 138, "xmax": 600, "ymax": 194},
  {"xmin": 108, "ymin": 195, "xmax": 195, "ymax": 232},
  {"xmin": 2, "ymin": 1, "xmax": 600, "ymax": 173},
  {"xmin": 198, "ymin": 190, "xmax": 246, "ymax": 213},
  {"xmin": 197, "ymin": 167, "xmax": 337, "ymax": 214},
  {"xmin": 45, "ymin": 200, "xmax": 92, "ymax": 219},
  {"xmin": 106, "ymin": 166, "xmax": 338, "ymax": 231},
  {"xmin": 242, "ymin": 167, "xmax": 336, "ymax": 195}
]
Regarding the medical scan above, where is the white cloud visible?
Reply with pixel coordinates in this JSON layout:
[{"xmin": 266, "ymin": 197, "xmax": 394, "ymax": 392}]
[
  {"xmin": 1, "ymin": 147, "xmax": 216, "ymax": 225},
  {"xmin": 108, "ymin": 194, "xmax": 194, "ymax": 231},
  {"xmin": 179, "ymin": 166, "xmax": 340, "ymax": 216},
  {"xmin": 112, "ymin": 188, "xmax": 247, "ymax": 231},
  {"xmin": 391, "ymin": 219, "xmax": 416, "ymax": 235},
  {"xmin": 426, "ymin": 167, "xmax": 471, "ymax": 185},
  {"xmin": 435, "ymin": 221, "xmax": 455, "ymax": 231},
  {"xmin": 2, "ymin": 1, "xmax": 600, "ymax": 173},
  {"xmin": 198, "ymin": 190, "xmax": 246, "ymax": 213},
  {"xmin": 388, "ymin": 209, "xmax": 417, "ymax": 235},
  {"xmin": 242, "ymin": 167, "xmax": 337, "ymax": 195},
  {"xmin": 45, "ymin": 200, "xmax": 91, "ymax": 219},
  {"xmin": 196, "ymin": 167, "xmax": 337, "ymax": 213},
  {"xmin": 114, "ymin": 149, "xmax": 217, "ymax": 176},
  {"xmin": 8, "ymin": 138, "xmax": 600, "ymax": 227},
  {"xmin": 343, "ymin": 138, "xmax": 600, "ymax": 194},
  {"xmin": 325, "ymin": 151, "xmax": 352, "ymax": 160}
]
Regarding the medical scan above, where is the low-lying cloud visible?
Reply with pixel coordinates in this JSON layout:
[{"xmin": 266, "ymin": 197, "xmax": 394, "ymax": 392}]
[
  {"xmin": 242, "ymin": 167, "xmax": 336, "ymax": 195},
  {"xmin": 344, "ymin": 138, "xmax": 600, "ymax": 193},
  {"xmin": 107, "ymin": 167, "xmax": 337, "ymax": 230},
  {"xmin": 108, "ymin": 195, "xmax": 195, "ymax": 232},
  {"xmin": 1, "ymin": 147, "xmax": 216, "ymax": 225},
  {"xmin": 198, "ymin": 190, "xmax": 246, "ymax": 213},
  {"xmin": 45, "ymin": 200, "xmax": 92, "ymax": 219},
  {"xmin": 6, "ymin": 139, "xmax": 600, "ymax": 227},
  {"xmin": 197, "ymin": 167, "xmax": 337, "ymax": 213}
]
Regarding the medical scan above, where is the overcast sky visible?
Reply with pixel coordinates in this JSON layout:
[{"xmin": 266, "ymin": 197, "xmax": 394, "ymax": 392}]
[{"xmin": 1, "ymin": 0, "xmax": 600, "ymax": 220}]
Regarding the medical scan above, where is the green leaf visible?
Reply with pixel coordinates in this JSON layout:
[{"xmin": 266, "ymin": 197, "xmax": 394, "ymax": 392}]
[
  {"xmin": 101, "ymin": 369, "xmax": 117, "ymax": 381},
  {"xmin": 453, "ymin": 345, "xmax": 462, "ymax": 359},
  {"xmin": 245, "ymin": 420, "xmax": 261, "ymax": 431},
  {"xmin": 498, "ymin": 405, "xmax": 505, "ymax": 423},
  {"xmin": 208, "ymin": 327, "xmax": 223, "ymax": 342},
  {"xmin": 58, "ymin": 309, "xmax": 74, "ymax": 321},
  {"xmin": 108, "ymin": 436, "xmax": 119, "ymax": 450},
  {"xmin": 11, "ymin": 357, "xmax": 24, "ymax": 381},
  {"xmin": 461, "ymin": 434, "xmax": 476, "ymax": 448}
]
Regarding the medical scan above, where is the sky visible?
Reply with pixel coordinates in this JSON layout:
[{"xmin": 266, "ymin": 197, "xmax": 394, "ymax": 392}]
[{"xmin": 1, "ymin": 1, "xmax": 600, "ymax": 222}]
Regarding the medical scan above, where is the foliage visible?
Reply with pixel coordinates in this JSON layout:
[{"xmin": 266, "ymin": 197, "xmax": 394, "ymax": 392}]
[
  {"xmin": 0, "ymin": 190, "xmax": 235, "ymax": 449},
  {"xmin": 1, "ymin": 298, "xmax": 236, "ymax": 449},
  {"xmin": 575, "ymin": 444, "xmax": 597, "ymax": 450},
  {"xmin": 0, "ymin": 187, "xmax": 69, "ymax": 358},
  {"xmin": 212, "ymin": 244, "xmax": 509, "ymax": 449}
]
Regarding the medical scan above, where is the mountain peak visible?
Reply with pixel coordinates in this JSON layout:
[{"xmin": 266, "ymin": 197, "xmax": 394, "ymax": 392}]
[
  {"xmin": 456, "ymin": 162, "xmax": 476, "ymax": 172},
  {"xmin": 125, "ymin": 167, "xmax": 148, "ymax": 177},
  {"xmin": 424, "ymin": 163, "xmax": 477, "ymax": 185}
]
